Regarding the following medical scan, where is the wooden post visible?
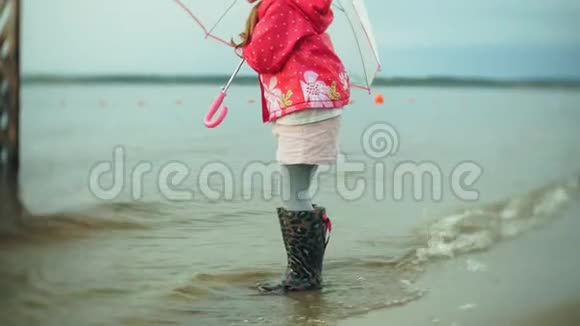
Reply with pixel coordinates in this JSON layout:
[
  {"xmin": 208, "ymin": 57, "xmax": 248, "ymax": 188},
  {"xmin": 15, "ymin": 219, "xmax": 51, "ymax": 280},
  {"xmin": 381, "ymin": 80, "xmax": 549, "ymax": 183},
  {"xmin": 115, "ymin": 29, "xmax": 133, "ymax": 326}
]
[{"xmin": 0, "ymin": 0, "xmax": 23, "ymax": 231}]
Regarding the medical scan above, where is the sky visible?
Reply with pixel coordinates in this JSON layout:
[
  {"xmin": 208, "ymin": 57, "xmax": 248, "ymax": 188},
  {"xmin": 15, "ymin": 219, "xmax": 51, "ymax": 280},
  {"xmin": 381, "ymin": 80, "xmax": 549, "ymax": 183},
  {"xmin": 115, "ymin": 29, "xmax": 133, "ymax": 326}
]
[{"xmin": 21, "ymin": 0, "xmax": 580, "ymax": 79}]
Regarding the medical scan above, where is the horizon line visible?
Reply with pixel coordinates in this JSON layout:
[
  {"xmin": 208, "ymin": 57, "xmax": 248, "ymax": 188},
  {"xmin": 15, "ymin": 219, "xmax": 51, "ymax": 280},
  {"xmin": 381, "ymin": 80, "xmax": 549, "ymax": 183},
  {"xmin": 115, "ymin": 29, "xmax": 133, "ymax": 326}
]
[{"xmin": 20, "ymin": 74, "xmax": 580, "ymax": 89}]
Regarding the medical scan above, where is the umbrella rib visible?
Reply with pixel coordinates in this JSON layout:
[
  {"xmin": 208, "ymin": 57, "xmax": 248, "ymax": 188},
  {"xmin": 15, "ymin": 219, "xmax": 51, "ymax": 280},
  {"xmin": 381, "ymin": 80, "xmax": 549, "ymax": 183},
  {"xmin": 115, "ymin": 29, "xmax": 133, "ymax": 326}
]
[
  {"xmin": 174, "ymin": 0, "xmax": 209, "ymax": 35},
  {"xmin": 332, "ymin": 2, "xmax": 345, "ymax": 12},
  {"xmin": 207, "ymin": 0, "xmax": 240, "ymax": 40},
  {"xmin": 174, "ymin": 0, "xmax": 233, "ymax": 47},
  {"xmin": 342, "ymin": 1, "xmax": 371, "ymax": 92},
  {"xmin": 351, "ymin": 1, "xmax": 381, "ymax": 72}
]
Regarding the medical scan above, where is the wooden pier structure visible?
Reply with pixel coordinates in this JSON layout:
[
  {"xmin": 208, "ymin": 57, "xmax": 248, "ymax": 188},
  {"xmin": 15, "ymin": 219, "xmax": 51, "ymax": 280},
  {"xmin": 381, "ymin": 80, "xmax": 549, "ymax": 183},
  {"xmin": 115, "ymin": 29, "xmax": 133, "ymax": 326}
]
[{"xmin": 0, "ymin": 0, "xmax": 22, "ymax": 230}]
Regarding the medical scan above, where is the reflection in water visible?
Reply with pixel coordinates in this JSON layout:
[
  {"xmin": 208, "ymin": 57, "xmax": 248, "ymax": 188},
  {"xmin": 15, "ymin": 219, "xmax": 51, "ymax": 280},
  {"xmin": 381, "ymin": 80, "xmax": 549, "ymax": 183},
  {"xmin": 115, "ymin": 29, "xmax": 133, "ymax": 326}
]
[{"xmin": 0, "ymin": 209, "xmax": 148, "ymax": 247}]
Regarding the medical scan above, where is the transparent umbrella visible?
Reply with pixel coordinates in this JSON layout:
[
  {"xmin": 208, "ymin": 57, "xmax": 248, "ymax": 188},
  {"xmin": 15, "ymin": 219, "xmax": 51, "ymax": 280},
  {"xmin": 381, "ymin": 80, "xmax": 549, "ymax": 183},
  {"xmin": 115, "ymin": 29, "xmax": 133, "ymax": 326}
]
[{"xmin": 174, "ymin": 0, "xmax": 381, "ymax": 127}]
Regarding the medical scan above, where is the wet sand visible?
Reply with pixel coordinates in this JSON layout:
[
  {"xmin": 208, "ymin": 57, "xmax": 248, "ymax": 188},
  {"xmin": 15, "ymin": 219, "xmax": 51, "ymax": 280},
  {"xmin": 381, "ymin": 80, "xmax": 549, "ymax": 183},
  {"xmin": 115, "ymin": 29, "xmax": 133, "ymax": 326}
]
[
  {"xmin": 339, "ymin": 201, "xmax": 580, "ymax": 326},
  {"xmin": 512, "ymin": 301, "xmax": 580, "ymax": 326}
]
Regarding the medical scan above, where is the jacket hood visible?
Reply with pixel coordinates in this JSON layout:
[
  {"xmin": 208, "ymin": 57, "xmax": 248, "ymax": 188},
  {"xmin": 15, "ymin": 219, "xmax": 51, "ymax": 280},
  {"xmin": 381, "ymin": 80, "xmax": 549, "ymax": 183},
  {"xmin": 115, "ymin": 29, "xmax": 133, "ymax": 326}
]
[
  {"xmin": 288, "ymin": 0, "xmax": 333, "ymax": 33},
  {"xmin": 260, "ymin": 0, "xmax": 334, "ymax": 34}
]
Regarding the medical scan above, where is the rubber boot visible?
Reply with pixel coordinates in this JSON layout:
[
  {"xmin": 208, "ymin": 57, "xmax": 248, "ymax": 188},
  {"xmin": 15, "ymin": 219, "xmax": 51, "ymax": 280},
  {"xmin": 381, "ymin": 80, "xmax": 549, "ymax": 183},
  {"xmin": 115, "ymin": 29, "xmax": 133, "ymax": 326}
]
[{"xmin": 258, "ymin": 207, "xmax": 331, "ymax": 293}]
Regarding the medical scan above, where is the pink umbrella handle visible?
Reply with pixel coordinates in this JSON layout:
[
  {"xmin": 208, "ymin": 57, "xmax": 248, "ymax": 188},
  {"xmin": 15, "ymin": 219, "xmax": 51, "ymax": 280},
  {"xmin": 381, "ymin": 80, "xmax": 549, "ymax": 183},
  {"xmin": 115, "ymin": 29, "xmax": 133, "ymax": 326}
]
[{"xmin": 204, "ymin": 90, "xmax": 228, "ymax": 128}]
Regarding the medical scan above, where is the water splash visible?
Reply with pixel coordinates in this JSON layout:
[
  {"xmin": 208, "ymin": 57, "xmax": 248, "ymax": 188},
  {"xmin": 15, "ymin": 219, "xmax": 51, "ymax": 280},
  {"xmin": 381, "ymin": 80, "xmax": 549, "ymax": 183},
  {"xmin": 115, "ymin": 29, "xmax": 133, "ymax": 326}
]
[{"xmin": 412, "ymin": 175, "xmax": 579, "ymax": 263}]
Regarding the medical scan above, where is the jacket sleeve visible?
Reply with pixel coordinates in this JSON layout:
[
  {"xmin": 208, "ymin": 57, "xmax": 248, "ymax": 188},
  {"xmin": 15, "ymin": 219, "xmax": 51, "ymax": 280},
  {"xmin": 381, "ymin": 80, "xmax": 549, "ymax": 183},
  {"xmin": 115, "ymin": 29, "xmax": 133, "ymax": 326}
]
[{"xmin": 242, "ymin": 1, "xmax": 316, "ymax": 74}]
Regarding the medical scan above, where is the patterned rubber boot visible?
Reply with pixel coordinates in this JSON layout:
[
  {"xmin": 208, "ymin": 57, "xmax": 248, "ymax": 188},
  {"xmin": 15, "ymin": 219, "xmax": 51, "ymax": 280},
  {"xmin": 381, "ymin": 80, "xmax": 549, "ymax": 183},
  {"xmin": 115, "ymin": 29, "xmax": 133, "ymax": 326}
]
[{"xmin": 258, "ymin": 207, "xmax": 332, "ymax": 293}]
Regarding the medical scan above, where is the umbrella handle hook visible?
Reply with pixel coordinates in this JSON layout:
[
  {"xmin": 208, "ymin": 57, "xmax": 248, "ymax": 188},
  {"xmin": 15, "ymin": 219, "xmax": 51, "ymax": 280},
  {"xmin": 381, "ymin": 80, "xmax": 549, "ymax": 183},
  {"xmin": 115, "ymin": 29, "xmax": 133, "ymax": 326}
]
[
  {"xmin": 204, "ymin": 59, "xmax": 246, "ymax": 129},
  {"xmin": 204, "ymin": 91, "xmax": 228, "ymax": 128}
]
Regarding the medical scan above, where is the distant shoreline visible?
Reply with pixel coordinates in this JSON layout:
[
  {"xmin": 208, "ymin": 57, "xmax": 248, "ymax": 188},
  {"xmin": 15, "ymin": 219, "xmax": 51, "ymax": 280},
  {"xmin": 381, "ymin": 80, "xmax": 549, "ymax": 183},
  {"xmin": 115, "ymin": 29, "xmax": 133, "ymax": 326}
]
[{"xmin": 21, "ymin": 75, "xmax": 580, "ymax": 89}]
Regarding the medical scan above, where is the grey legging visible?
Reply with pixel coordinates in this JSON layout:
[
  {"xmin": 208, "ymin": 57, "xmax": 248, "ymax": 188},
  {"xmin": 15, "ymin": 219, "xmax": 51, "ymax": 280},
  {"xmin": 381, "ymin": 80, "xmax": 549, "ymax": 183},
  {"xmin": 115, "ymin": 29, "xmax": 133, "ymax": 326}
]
[{"xmin": 280, "ymin": 164, "xmax": 318, "ymax": 211}]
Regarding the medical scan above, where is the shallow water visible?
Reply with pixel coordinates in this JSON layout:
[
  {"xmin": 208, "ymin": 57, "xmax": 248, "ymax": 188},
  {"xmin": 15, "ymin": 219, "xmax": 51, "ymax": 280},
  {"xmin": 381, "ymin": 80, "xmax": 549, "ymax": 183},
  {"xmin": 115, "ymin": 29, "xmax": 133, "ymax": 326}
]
[{"xmin": 1, "ymin": 84, "xmax": 579, "ymax": 325}]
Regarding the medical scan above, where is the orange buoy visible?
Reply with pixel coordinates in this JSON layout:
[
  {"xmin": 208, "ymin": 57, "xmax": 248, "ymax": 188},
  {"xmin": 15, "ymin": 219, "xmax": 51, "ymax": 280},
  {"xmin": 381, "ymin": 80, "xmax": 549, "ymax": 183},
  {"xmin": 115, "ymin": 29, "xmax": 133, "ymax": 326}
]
[{"xmin": 374, "ymin": 93, "xmax": 384, "ymax": 105}]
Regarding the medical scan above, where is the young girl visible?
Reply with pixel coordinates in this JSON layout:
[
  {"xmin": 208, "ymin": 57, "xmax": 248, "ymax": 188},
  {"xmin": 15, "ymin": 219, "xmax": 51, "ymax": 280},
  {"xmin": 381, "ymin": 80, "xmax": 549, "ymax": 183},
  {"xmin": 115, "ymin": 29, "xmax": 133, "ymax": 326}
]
[{"xmin": 234, "ymin": 0, "xmax": 350, "ymax": 293}]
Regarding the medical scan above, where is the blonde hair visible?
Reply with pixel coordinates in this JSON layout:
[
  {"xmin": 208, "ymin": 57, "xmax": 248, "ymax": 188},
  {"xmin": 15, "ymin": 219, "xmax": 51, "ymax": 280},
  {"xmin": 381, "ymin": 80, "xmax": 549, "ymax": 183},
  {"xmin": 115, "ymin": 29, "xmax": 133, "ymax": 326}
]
[{"xmin": 232, "ymin": 1, "xmax": 262, "ymax": 49}]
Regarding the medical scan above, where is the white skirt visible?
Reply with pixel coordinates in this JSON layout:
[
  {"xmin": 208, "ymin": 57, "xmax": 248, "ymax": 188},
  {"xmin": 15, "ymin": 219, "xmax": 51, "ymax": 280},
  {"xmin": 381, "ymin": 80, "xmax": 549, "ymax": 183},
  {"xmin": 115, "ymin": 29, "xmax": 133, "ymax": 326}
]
[{"xmin": 272, "ymin": 115, "xmax": 341, "ymax": 165}]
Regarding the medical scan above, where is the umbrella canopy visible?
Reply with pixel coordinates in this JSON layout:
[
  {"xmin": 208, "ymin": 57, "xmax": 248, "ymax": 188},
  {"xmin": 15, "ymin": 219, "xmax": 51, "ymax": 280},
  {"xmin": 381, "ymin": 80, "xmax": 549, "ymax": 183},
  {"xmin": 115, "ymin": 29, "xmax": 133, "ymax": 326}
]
[{"xmin": 175, "ymin": 0, "xmax": 381, "ymax": 91}]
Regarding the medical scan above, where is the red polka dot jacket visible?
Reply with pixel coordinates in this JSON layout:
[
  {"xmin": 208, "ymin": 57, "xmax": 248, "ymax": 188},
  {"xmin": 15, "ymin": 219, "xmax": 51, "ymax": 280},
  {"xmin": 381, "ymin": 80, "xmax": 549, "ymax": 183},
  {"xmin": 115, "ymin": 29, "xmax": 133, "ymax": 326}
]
[{"xmin": 242, "ymin": 0, "xmax": 351, "ymax": 123}]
